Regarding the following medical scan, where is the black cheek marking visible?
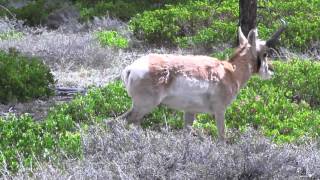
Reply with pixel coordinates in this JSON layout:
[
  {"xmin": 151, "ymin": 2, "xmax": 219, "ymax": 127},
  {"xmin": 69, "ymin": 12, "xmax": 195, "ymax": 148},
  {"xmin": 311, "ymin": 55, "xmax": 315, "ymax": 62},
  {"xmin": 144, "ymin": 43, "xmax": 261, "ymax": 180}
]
[
  {"xmin": 257, "ymin": 56, "xmax": 261, "ymax": 73},
  {"xmin": 268, "ymin": 64, "xmax": 274, "ymax": 72}
]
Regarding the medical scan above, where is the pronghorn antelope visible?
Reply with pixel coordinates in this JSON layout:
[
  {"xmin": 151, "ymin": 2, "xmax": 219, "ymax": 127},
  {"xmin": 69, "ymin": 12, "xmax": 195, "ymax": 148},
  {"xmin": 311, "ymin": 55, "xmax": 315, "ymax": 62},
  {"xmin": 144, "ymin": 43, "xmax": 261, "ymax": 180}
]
[{"xmin": 121, "ymin": 26, "xmax": 285, "ymax": 140}]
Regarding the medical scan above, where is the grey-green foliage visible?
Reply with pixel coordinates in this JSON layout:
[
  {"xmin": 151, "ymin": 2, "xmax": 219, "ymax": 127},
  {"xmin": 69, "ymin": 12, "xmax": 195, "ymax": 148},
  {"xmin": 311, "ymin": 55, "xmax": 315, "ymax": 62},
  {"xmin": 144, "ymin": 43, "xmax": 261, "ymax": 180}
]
[{"xmin": 0, "ymin": 50, "xmax": 55, "ymax": 103}]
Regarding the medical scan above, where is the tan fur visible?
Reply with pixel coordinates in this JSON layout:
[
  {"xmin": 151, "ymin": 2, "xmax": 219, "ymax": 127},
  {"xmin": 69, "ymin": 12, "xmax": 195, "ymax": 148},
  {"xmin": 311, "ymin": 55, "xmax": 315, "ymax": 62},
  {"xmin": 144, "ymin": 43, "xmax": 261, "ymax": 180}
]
[
  {"xmin": 148, "ymin": 54, "xmax": 235, "ymax": 88},
  {"xmin": 147, "ymin": 44, "xmax": 257, "ymax": 94}
]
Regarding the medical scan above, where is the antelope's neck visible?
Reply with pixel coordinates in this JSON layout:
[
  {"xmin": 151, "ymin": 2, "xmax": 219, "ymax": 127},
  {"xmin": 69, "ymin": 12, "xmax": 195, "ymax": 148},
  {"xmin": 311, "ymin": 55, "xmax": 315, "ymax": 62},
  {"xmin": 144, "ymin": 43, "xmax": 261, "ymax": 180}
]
[{"xmin": 230, "ymin": 59, "xmax": 254, "ymax": 89}]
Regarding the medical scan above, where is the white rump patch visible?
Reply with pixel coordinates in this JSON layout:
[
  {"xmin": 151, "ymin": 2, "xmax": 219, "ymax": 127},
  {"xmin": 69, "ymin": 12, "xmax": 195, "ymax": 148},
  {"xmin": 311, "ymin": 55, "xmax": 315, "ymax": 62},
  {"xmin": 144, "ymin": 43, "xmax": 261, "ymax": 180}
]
[{"xmin": 127, "ymin": 55, "xmax": 150, "ymax": 79}]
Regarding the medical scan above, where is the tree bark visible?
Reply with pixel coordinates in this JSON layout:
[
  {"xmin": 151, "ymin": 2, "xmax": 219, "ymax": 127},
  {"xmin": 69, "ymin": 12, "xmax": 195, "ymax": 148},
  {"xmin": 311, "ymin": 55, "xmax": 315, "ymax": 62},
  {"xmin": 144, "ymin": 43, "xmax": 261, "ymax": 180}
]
[{"xmin": 239, "ymin": 0, "xmax": 257, "ymax": 38}]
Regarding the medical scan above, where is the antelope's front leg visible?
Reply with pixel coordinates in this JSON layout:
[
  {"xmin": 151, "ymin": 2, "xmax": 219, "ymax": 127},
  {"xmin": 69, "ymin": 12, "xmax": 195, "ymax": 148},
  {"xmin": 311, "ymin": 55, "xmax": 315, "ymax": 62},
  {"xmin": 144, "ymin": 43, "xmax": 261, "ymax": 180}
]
[
  {"xmin": 184, "ymin": 112, "xmax": 196, "ymax": 130},
  {"xmin": 214, "ymin": 111, "xmax": 226, "ymax": 141}
]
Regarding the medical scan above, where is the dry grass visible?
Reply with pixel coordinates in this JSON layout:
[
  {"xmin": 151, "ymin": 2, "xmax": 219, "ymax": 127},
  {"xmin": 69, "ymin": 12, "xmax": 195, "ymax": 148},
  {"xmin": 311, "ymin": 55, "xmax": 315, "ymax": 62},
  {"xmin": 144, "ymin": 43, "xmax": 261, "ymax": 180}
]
[
  {"xmin": 0, "ymin": 17, "xmax": 195, "ymax": 88},
  {"xmin": 7, "ymin": 120, "xmax": 320, "ymax": 179},
  {"xmin": 0, "ymin": 16, "xmax": 132, "ymax": 70}
]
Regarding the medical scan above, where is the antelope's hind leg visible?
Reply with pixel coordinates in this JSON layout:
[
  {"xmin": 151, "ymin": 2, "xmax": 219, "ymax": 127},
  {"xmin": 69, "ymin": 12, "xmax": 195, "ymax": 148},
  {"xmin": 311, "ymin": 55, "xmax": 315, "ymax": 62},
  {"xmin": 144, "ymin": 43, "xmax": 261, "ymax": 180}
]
[
  {"xmin": 184, "ymin": 112, "xmax": 196, "ymax": 130},
  {"xmin": 123, "ymin": 92, "xmax": 162, "ymax": 125},
  {"xmin": 123, "ymin": 105, "xmax": 153, "ymax": 125},
  {"xmin": 213, "ymin": 110, "xmax": 226, "ymax": 141}
]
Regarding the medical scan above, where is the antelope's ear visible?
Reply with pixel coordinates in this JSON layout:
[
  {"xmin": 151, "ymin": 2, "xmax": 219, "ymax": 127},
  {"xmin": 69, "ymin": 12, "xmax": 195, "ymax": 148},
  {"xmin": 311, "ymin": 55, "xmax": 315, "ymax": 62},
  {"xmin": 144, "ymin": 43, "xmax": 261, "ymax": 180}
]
[
  {"xmin": 238, "ymin": 26, "xmax": 247, "ymax": 45},
  {"xmin": 247, "ymin": 29, "xmax": 257, "ymax": 53}
]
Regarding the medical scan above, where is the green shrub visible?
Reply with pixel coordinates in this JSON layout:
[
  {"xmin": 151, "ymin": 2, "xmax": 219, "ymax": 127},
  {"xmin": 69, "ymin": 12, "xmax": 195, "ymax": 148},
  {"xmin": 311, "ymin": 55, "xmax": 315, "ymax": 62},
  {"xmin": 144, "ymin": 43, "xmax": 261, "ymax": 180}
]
[
  {"xmin": 0, "ymin": 113, "xmax": 82, "ymax": 172},
  {"xmin": 0, "ymin": 115, "xmax": 43, "ymax": 171},
  {"xmin": 271, "ymin": 60, "xmax": 320, "ymax": 107},
  {"xmin": 77, "ymin": 1, "xmax": 142, "ymax": 21},
  {"xmin": 0, "ymin": 81, "xmax": 130, "ymax": 172},
  {"xmin": 74, "ymin": 0, "xmax": 188, "ymax": 21},
  {"xmin": 258, "ymin": 0, "xmax": 320, "ymax": 50},
  {"xmin": 96, "ymin": 30, "xmax": 129, "ymax": 49},
  {"xmin": 0, "ymin": 102, "xmax": 83, "ymax": 172},
  {"xmin": 10, "ymin": 0, "xmax": 63, "ymax": 26},
  {"xmin": 129, "ymin": 0, "xmax": 320, "ymax": 51},
  {"xmin": 129, "ymin": 1, "xmax": 238, "ymax": 46},
  {"xmin": 0, "ymin": 50, "xmax": 55, "ymax": 104},
  {"xmin": 225, "ymin": 75, "xmax": 320, "ymax": 143},
  {"xmin": 12, "ymin": 0, "xmax": 46, "ymax": 26},
  {"xmin": 176, "ymin": 21, "xmax": 237, "ymax": 48}
]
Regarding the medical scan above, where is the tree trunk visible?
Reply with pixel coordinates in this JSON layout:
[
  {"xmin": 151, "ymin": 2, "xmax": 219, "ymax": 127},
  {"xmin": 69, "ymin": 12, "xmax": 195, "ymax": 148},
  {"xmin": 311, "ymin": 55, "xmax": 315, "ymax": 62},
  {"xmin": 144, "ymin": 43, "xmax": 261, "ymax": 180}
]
[{"xmin": 239, "ymin": 0, "xmax": 257, "ymax": 38}]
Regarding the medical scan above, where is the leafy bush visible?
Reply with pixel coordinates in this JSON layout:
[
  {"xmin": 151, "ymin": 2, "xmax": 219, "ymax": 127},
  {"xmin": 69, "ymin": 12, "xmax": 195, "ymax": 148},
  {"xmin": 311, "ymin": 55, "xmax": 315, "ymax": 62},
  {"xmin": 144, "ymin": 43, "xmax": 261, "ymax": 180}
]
[
  {"xmin": 11, "ymin": 0, "xmax": 63, "ymax": 26},
  {"xmin": 0, "ymin": 115, "xmax": 43, "ymax": 171},
  {"xmin": 225, "ymin": 74, "xmax": 320, "ymax": 143},
  {"xmin": 1, "ymin": 0, "xmax": 67, "ymax": 26},
  {"xmin": 257, "ymin": 0, "xmax": 320, "ymax": 50},
  {"xmin": 76, "ymin": 1, "xmax": 143, "ymax": 22},
  {"xmin": 129, "ymin": 0, "xmax": 320, "ymax": 50},
  {"xmin": 12, "ymin": 0, "xmax": 46, "ymax": 26},
  {"xmin": 0, "ymin": 51, "xmax": 55, "ymax": 104},
  {"xmin": 51, "ymin": 82, "xmax": 130, "ymax": 124},
  {"xmin": 95, "ymin": 30, "xmax": 128, "ymax": 48},
  {"xmin": 271, "ymin": 60, "xmax": 320, "ymax": 107},
  {"xmin": 0, "ymin": 114, "xmax": 81, "ymax": 172},
  {"xmin": 0, "ymin": 82, "xmax": 129, "ymax": 172},
  {"xmin": 74, "ymin": 0, "xmax": 187, "ymax": 21},
  {"xmin": 129, "ymin": 1, "xmax": 238, "ymax": 47}
]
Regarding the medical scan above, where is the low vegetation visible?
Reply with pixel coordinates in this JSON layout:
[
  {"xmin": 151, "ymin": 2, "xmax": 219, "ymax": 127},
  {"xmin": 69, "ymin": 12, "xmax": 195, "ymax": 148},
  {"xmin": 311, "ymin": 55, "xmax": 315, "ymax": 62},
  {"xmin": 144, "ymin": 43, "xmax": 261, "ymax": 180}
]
[
  {"xmin": 12, "ymin": 0, "xmax": 65, "ymax": 26},
  {"xmin": 130, "ymin": 0, "xmax": 320, "ymax": 51},
  {"xmin": 0, "ymin": 51, "xmax": 55, "ymax": 104},
  {"xmin": 129, "ymin": 1, "xmax": 238, "ymax": 47},
  {"xmin": 95, "ymin": 30, "xmax": 129, "ymax": 49},
  {"xmin": 2, "ymin": 0, "xmax": 318, "ymax": 51},
  {"xmin": 7, "ymin": 122, "xmax": 320, "ymax": 179},
  {"xmin": 74, "ymin": 0, "xmax": 186, "ymax": 21},
  {"xmin": 0, "ymin": 114, "xmax": 81, "ymax": 172},
  {"xmin": 0, "ymin": 0, "xmax": 319, "ymax": 178},
  {"xmin": 1, "ymin": 59, "xmax": 319, "ymax": 173}
]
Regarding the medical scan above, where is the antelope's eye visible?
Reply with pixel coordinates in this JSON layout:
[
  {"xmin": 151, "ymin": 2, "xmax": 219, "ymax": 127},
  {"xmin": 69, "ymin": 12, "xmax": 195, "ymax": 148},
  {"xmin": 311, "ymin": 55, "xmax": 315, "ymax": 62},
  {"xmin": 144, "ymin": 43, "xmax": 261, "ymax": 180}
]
[{"xmin": 263, "ymin": 53, "xmax": 267, "ymax": 58}]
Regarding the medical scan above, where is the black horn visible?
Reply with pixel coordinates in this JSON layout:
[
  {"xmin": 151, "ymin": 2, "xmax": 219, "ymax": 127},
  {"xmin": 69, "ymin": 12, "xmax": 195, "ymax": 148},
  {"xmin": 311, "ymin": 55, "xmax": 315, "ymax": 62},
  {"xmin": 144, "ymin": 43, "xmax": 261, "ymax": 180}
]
[{"xmin": 266, "ymin": 19, "xmax": 287, "ymax": 48}]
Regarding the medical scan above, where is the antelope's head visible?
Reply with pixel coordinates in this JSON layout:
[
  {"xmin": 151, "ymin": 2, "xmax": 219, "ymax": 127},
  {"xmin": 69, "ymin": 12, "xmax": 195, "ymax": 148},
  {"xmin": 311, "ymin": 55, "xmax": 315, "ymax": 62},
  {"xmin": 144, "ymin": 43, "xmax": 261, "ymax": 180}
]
[{"xmin": 238, "ymin": 24, "xmax": 286, "ymax": 79}]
